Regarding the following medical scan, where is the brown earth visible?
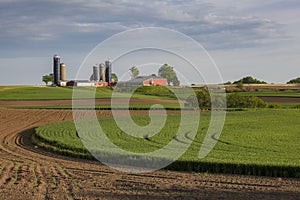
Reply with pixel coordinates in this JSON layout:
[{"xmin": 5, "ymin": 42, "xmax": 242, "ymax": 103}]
[
  {"xmin": 0, "ymin": 107, "xmax": 300, "ymax": 199},
  {"xmin": 1, "ymin": 96, "xmax": 299, "ymax": 108},
  {"xmin": 259, "ymin": 96, "xmax": 300, "ymax": 103},
  {"xmin": 0, "ymin": 98, "xmax": 179, "ymax": 107}
]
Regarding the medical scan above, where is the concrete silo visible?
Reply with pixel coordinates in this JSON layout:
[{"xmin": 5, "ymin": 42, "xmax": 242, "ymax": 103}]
[
  {"xmin": 93, "ymin": 65, "xmax": 100, "ymax": 81},
  {"xmin": 99, "ymin": 63, "xmax": 106, "ymax": 81},
  {"xmin": 53, "ymin": 55, "xmax": 60, "ymax": 85},
  {"xmin": 105, "ymin": 60, "xmax": 112, "ymax": 82},
  {"xmin": 60, "ymin": 63, "xmax": 66, "ymax": 81}
]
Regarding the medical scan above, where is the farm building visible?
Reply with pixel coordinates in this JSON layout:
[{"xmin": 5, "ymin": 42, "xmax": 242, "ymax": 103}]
[
  {"xmin": 66, "ymin": 80, "xmax": 94, "ymax": 87},
  {"xmin": 118, "ymin": 75, "xmax": 167, "ymax": 87},
  {"xmin": 93, "ymin": 82, "xmax": 108, "ymax": 87},
  {"xmin": 66, "ymin": 80, "xmax": 110, "ymax": 87},
  {"xmin": 52, "ymin": 55, "xmax": 115, "ymax": 87}
]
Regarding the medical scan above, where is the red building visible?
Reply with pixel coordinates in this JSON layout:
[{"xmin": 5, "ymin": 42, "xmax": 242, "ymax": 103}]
[{"xmin": 118, "ymin": 75, "xmax": 168, "ymax": 87}]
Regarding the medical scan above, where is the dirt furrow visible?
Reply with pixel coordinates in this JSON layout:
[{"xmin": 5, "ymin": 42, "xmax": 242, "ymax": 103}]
[{"xmin": 0, "ymin": 107, "xmax": 300, "ymax": 199}]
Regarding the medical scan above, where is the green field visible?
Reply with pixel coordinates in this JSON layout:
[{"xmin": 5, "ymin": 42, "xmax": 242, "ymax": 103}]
[
  {"xmin": 0, "ymin": 86, "xmax": 175, "ymax": 100},
  {"xmin": 0, "ymin": 86, "xmax": 100, "ymax": 100},
  {"xmin": 35, "ymin": 109, "xmax": 300, "ymax": 177},
  {"xmin": 1, "ymin": 85, "xmax": 299, "ymax": 100}
]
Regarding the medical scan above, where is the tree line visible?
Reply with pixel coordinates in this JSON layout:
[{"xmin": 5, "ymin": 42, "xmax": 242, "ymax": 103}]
[{"xmin": 224, "ymin": 76, "xmax": 300, "ymax": 85}]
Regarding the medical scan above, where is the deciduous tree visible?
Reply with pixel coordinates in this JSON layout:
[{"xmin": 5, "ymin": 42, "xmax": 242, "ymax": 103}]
[
  {"xmin": 129, "ymin": 66, "xmax": 139, "ymax": 79},
  {"xmin": 158, "ymin": 64, "xmax": 180, "ymax": 86},
  {"xmin": 42, "ymin": 73, "xmax": 54, "ymax": 85}
]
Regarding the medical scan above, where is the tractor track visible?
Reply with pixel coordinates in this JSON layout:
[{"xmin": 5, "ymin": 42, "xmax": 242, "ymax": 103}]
[{"xmin": 0, "ymin": 107, "xmax": 300, "ymax": 199}]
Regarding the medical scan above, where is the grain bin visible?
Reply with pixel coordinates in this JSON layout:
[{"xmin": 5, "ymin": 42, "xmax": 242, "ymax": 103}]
[
  {"xmin": 93, "ymin": 65, "xmax": 100, "ymax": 81},
  {"xmin": 100, "ymin": 63, "xmax": 106, "ymax": 82},
  {"xmin": 60, "ymin": 63, "xmax": 66, "ymax": 81}
]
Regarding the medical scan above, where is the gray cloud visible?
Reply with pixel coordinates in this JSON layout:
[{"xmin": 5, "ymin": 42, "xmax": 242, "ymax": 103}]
[{"xmin": 0, "ymin": 0, "xmax": 288, "ymax": 57}]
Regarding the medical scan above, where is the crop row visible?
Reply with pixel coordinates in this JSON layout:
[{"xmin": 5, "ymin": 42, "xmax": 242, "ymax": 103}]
[{"xmin": 34, "ymin": 109, "xmax": 300, "ymax": 177}]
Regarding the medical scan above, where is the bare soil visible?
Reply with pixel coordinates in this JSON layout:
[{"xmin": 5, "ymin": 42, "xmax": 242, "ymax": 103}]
[
  {"xmin": 0, "ymin": 98, "xmax": 179, "ymax": 107},
  {"xmin": 1, "ymin": 96, "xmax": 300, "ymax": 108},
  {"xmin": 0, "ymin": 107, "xmax": 300, "ymax": 199},
  {"xmin": 259, "ymin": 96, "xmax": 300, "ymax": 103}
]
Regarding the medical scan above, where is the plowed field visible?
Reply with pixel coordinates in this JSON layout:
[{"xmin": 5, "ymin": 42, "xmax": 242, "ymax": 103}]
[{"xmin": 0, "ymin": 108, "xmax": 300, "ymax": 199}]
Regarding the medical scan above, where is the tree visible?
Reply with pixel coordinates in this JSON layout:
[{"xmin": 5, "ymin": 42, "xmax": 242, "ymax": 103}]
[
  {"xmin": 129, "ymin": 66, "xmax": 139, "ymax": 79},
  {"xmin": 158, "ymin": 64, "xmax": 180, "ymax": 86},
  {"xmin": 236, "ymin": 81, "xmax": 244, "ymax": 91},
  {"xmin": 42, "ymin": 73, "xmax": 54, "ymax": 85},
  {"xmin": 112, "ymin": 73, "xmax": 118, "ymax": 82},
  {"xmin": 233, "ymin": 76, "xmax": 267, "ymax": 84},
  {"xmin": 172, "ymin": 76, "xmax": 180, "ymax": 86},
  {"xmin": 287, "ymin": 77, "xmax": 300, "ymax": 84},
  {"xmin": 224, "ymin": 81, "xmax": 232, "ymax": 85}
]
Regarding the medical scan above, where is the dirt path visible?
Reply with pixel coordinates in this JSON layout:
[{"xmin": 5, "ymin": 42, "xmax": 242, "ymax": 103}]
[{"xmin": 0, "ymin": 108, "xmax": 300, "ymax": 199}]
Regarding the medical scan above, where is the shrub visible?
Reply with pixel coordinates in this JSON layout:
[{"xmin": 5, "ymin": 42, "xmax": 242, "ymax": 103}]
[
  {"xmin": 186, "ymin": 91, "xmax": 267, "ymax": 109},
  {"xmin": 227, "ymin": 93, "xmax": 267, "ymax": 108},
  {"xmin": 268, "ymin": 103, "xmax": 281, "ymax": 109},
  {"xmin": 186, "ymin": 90, "xmax": 211, "ymax": 109},
  {"xmin": 293, "ymin": 105, "xmax": 300, "ymax": 109}
]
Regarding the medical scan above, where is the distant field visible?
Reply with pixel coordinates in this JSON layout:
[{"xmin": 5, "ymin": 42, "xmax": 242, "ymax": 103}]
[
  {"xmin": 236, "ymin": 90, "xmax": 300, "ymax": 108},
  {"xmin": 0, "ymin": 86, "xmax": 87, "ymax": 100},
  {"xmin": 35, "ymin": 109, "xmax": 300, "ymax": 177},
  {"xmin": 236, "ymin": 90, "xmax": 300, "ymax": 97},
  {"xmin": 0, "ymin": 86, "xmax": 174, "ymax": 100},
  {"xmin": 1, "ymin": 86, "xmax": 299, "ymax": 111}
]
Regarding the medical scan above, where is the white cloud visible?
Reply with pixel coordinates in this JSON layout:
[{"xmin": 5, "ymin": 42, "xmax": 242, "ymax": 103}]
[{"xmin": 0, "ymin": 0, "xmax": 299, "ymax": 84}]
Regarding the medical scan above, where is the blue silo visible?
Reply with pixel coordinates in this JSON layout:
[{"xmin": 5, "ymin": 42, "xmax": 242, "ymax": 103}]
[
  {"xmin": 53, "ymin": 55, "xmax": 60, "ymax": 85},
  {"xmin": 105, "ymin": 60, "xmax": 112, "ymax": 82}
]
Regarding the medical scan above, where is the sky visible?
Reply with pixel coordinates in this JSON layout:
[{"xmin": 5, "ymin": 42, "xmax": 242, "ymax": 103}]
[{"xmin": 0, "ymin": 0, "xmax": 299, "ymax": 85}]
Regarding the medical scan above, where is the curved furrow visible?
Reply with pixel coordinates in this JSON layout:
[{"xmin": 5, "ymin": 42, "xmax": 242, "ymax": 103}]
[{"xmin": 0, "ymin": 108, "xmax": 300, "ymax": 199}]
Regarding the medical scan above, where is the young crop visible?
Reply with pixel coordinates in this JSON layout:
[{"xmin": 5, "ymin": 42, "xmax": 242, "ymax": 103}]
[
  {"xmin": 31, "ymin": 164, "xmax": 39, "ymax": 188},
  {"xmin": 34, "ymin": 110, "xmax": 300, "ymax": 178},
  {"xmin": 8, "ymin": 163, "xmax": 21, "ymax": 187}
]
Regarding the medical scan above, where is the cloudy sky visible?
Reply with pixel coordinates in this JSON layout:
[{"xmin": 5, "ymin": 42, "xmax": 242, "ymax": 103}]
[{"xmin": 0, "ymin": 0, "xmax": 299, "ymax": 85}]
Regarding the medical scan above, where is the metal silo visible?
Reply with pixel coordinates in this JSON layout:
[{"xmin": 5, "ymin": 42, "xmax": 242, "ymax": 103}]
[
  {"xmin": 93, "ymin": 65, "xmax": 100, "ymax": 81},
  {"xmin": 105, "ymin": 60, "xmax": 112, "ymax": 82},
  {"xmin": 99, "ymin": 63, "xmax": 106, "ymax": 81},
  {"xmin": 53, "ymin": 55, "xmax": 60, "ymax": 85},
  {"xmin": 60, "ymin": 63, "xmax": 66, "ymax": 81}
]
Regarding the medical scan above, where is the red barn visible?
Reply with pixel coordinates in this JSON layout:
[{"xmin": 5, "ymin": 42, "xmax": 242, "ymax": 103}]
[{"xmin": 118, "ymin": 75, "xmax": 168, "ymax": 87}]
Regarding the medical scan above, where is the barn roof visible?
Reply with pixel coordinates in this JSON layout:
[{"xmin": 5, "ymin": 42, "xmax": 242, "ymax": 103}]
[
  {"xmin": 117, "ymin": 75, "xmax": 166, "ymax": 86},
  {"xmin": 127, "ymin": 75, "xmax": 165, "ymax": 83}
]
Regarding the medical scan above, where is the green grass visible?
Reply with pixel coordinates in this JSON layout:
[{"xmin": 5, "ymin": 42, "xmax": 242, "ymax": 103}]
[
  {"xmin": 0, "ymin": 86, "xmax": 115, "ymax": 100},
  {"xmin": 277, "ymin": 103, "xmax": 300, "ymax": 109},
  {"xmin": 34, "ymin": 109, "xmax": 300, "ymax": 177},
  {"xmin": 0, "ymin": 86, "xmax": 178, "ymax": 100}
]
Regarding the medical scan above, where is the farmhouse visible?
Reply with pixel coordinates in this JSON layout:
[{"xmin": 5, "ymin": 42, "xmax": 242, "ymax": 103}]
[{"xmin": 118, "ymin": 75, "xmax": 167, "ymax": 87}]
